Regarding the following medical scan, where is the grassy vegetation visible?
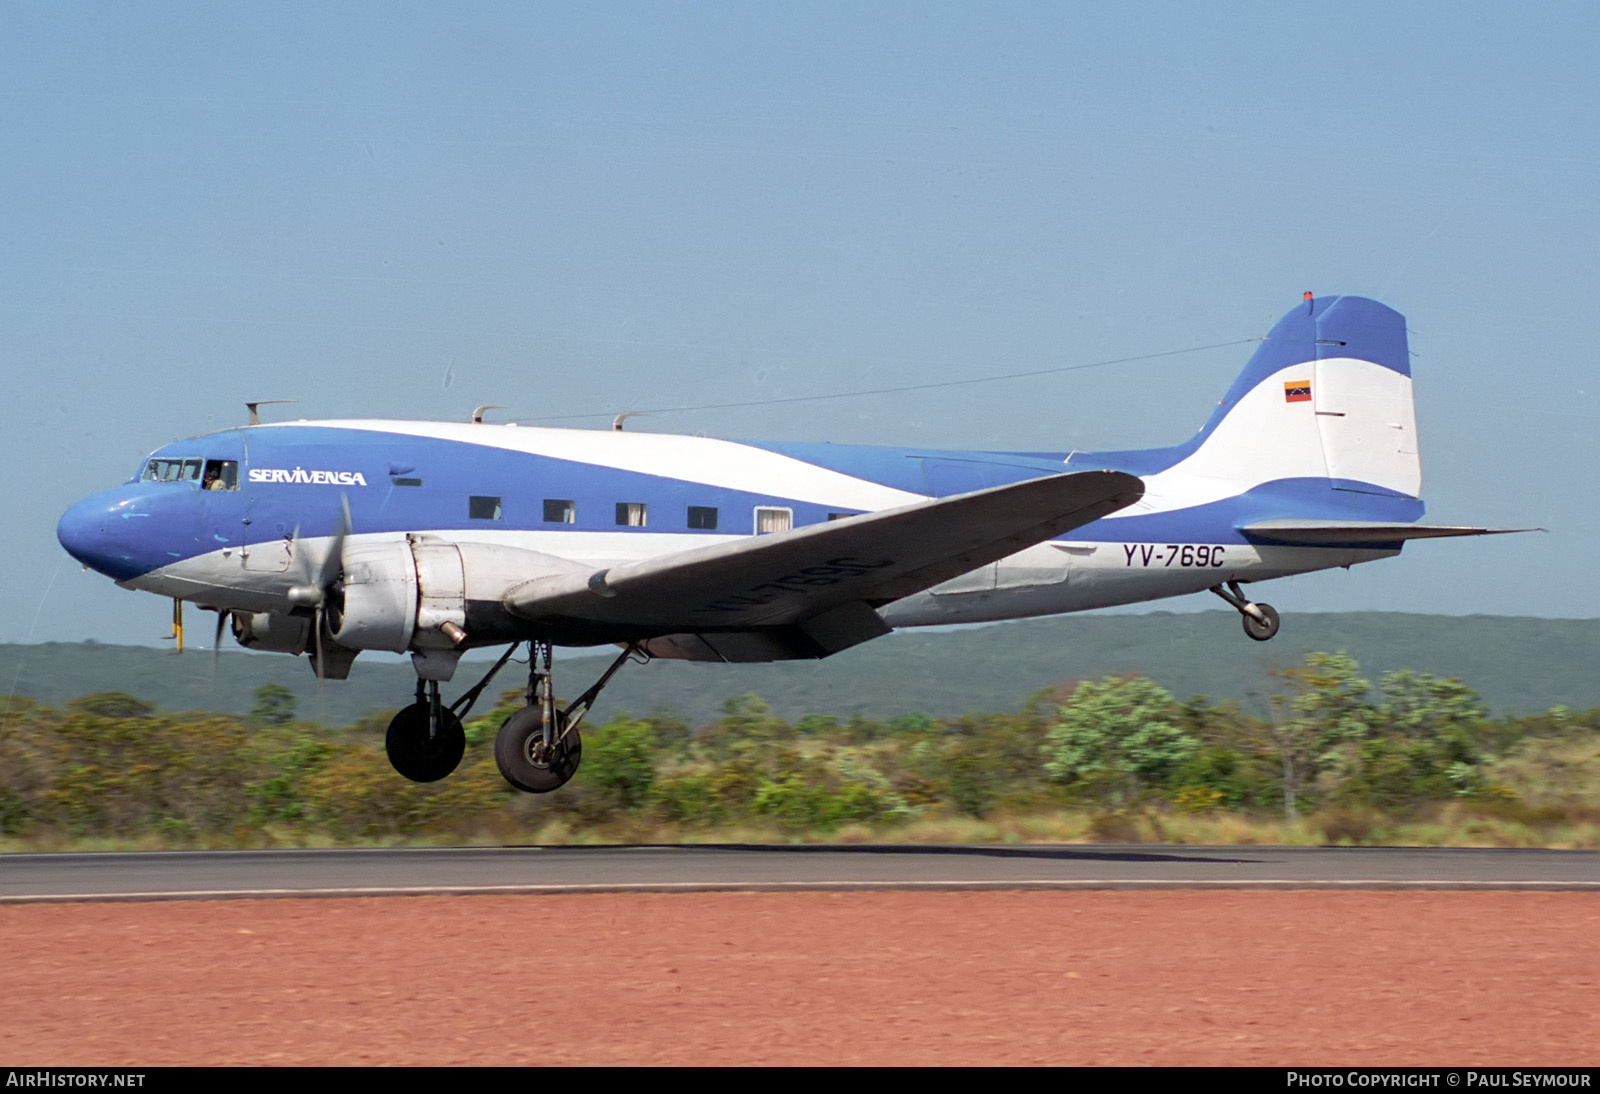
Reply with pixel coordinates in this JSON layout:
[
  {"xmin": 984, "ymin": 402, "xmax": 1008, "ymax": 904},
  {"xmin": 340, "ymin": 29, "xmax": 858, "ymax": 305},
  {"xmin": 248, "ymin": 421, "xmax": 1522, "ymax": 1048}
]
[{"xmin": 3, "ymin": 649, "xmax": 1597, "ymax": 851}]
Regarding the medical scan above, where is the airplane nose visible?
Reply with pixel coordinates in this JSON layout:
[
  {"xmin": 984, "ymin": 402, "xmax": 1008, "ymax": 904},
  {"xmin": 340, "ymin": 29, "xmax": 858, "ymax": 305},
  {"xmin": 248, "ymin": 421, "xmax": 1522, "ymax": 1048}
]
[
  {"xmin": 57, "ymin": 491, "xmax": 151, "ymax": 582},
  {"xmin": 57, "ymin": 497, "xmax": 105, "ymax": 566}
]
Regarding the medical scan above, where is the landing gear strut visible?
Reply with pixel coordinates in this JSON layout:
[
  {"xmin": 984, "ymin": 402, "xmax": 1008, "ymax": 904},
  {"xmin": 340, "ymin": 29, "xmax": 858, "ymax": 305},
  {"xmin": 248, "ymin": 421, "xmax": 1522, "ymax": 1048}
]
[
  {"xmin": 1210, "ymin": 580, "xmax": 1280, "ymax": 642},
  {"xmin": 493, "ymin": 641, "xmax": 643, "ymax": 794},
  {"xmin": 383, "ymin": 642, "xmax": 521, "ymax": 783}
]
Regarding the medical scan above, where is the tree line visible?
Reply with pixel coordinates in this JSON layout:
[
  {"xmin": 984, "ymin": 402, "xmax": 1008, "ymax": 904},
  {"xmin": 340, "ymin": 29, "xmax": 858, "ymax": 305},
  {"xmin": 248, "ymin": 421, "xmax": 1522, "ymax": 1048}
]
[{"xmin": 1, "ymin": 651, "xmax": 1596, "ymax": 847}]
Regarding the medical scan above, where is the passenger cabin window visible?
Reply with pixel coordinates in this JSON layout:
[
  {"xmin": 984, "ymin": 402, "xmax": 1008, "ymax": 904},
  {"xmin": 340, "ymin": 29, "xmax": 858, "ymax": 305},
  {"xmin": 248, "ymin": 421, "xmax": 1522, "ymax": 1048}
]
[
  {"xmin": 687, "ymin": 506, "xmax": 718, "ymax": 530},
  {"xmin": 544, "ymin": 499, "xmax": 575, "ymax": 523},
  {"xmin": 616, "ymin": 502, "xmax": 647, "ymax": 527},
  {"xmin": 755, "ymin": 507, "xmax": 793, "ymax": 534},
  {"xmin": 827, "ymin": 512, "xmax": 856, "ymax": 521},
  {"xmin": 469, "ymin": 496, "xmax": 503, "ymax": 520}
]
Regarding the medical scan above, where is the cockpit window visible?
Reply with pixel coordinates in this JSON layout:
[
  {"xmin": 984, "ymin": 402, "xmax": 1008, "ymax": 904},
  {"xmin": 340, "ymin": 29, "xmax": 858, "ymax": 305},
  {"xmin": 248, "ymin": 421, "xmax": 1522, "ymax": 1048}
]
[
  {"xmin": 202, "ymin": 460, "xmax": 238, "ymax": 491},
  {"xmin": 141, "ymin": 458, "xmax": 200, "ymax": 483},
  {"xmin": 140, "ymin": 458, "xmax": 237, "ymax": 490}
]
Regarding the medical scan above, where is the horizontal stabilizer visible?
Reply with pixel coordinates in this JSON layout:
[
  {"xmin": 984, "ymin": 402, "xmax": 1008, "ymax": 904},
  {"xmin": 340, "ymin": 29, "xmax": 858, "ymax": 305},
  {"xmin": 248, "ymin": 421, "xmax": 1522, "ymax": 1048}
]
[{"xmin": 1240, "ymin": 520, "xmax": 1537, "ymax": 547}]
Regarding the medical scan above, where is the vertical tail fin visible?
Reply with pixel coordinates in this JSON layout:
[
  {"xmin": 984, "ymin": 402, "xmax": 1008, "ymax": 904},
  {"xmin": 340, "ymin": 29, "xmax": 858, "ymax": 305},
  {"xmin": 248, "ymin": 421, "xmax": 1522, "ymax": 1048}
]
[{"xmin": 1167, "ymin": 294, "xmax": 1421, "ymax": 501}]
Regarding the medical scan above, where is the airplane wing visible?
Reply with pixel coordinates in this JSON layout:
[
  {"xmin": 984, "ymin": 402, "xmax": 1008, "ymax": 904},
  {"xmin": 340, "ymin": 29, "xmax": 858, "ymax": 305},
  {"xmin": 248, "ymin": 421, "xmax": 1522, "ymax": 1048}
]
[
  {"xmin": 1240, "ymin": 520, "xmax": 1539, "ymax": 546},
  {"xmin": 503, "ymin": 470, "xmax": 1143, "ymax": 661}
]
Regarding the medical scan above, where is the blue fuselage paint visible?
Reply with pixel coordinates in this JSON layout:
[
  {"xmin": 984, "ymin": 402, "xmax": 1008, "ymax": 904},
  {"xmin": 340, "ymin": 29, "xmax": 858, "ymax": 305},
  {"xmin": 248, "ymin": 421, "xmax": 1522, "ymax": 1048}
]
[{"xmin": 55, "ymin": 294, "xmax": 1430, "ymax": 641}]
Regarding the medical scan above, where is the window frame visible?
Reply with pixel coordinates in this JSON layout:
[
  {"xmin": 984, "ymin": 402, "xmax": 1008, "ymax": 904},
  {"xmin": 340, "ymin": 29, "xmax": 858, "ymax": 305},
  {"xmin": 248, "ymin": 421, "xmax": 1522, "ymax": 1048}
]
[
  {"xmin": 753, "ymin": 506, "xmax": 793, "ymax": 535},
  {"xmin": 469, "ymin": 495, "xmax": 504, "ymax": 521}
]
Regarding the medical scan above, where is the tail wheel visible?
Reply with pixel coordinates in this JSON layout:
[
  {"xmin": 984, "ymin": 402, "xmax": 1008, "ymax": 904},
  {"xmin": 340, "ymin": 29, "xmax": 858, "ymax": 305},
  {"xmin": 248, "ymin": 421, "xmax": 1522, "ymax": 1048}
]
[
  {"xmin": 1242, "ymin": 602, "xmax": 1280, "ymax": 642},
  {"xmin": 494, "ymin": 706, "xmax": 583, "ymax": 793},
  {"xmin": 385, "ymin": 702, "xmax": 466, "ymax": 783}
]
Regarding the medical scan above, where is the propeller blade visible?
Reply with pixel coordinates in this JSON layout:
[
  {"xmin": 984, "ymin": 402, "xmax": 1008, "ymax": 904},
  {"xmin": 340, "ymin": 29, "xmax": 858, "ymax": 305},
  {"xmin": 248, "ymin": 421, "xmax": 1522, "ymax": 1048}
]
[
  {"xmin": 286, "ymin": 499, "xmax": 351, "ymax": 609},
  {"xmin": 285, "ymin": 525, "xmax": 321, "ymax": 607},
  {"xmin": 298, "ymin": 498, "xmax": 350, "ymax": 687},
  {"xmin": 210, "ymin": 609, "xmax": 228, "ymax": 679},
  {"xmin": 315, "ymin": 496, "xmax": 351, "ymax": 593},
  {"xmin": 287, "ymin": 524, "xmax": 310, "ymax": 584},
  {"xmin": 314, "ymin": 606, "xmax": 326, "ymax": 682}
]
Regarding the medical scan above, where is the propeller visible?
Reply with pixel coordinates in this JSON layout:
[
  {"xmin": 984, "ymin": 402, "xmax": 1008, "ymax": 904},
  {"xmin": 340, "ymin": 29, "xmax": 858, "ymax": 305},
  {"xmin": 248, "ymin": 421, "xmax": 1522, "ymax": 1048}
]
[
  {"xmin": 210, "ymin": 608, "xmax": 228, "ymax": 679},
  {"xmin": 286, "ymin": 497, "xmax": 352, "ymax": 680}
]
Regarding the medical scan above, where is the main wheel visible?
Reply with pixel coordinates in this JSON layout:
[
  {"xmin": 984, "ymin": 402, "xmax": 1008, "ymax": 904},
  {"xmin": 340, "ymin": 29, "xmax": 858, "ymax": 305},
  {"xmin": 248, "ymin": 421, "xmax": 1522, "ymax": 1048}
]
[
  {"xmin": 1241, "ymin": 602, "xmax": 1280, "ymax": 642},
  {"xmin": 385, "ymin": 702, "xmax": 466, "ymax": 783},
  {"xmin": 494, "ymin": 706, "xmax": 582, "ymax": 793}
]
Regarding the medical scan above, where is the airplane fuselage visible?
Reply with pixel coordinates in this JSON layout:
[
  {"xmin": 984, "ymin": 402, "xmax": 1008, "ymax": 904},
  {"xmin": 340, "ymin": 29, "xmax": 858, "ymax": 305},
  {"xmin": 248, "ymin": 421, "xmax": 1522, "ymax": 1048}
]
[{"xmin": 59, "ymin": 416, "xmax": 1403, "ymax": 648}]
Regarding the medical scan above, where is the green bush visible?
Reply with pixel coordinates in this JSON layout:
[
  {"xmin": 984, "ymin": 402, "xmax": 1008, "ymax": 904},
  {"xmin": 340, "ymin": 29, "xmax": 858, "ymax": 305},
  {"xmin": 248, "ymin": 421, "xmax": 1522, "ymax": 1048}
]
[
  {"xmin": 1043, "ymin": 676, "xmax": 1197, "ymax": 804},
  {"xmin": 578, "ymin": 718, "xmax": 658, "ymax": 811}
]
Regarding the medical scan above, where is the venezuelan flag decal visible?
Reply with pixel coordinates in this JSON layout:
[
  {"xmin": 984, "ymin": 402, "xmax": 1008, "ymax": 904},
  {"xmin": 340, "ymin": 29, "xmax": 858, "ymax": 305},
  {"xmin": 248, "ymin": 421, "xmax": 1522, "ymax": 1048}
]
[{"xmin": 1284, "ymin": 380, "xmax": 1312, "ymax": 403}]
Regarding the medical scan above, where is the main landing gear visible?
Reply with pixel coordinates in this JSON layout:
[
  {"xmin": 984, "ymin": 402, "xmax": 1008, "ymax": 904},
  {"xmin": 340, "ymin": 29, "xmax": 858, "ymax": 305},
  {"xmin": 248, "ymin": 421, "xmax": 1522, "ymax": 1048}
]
[
  {"xmin": 1210, "ymin": 580, "xmax": 1280, "ymax": 642},
  {"xmin": 495, "ymin": 641, "xmax": 641, "ymax": 793},
  {"xmin": 385, "ymin": 679, "xmax": 466, "ymax": 783},
  {"xmin": 382, "ymin": 640, "xmax": 645, "ymax": 793}
]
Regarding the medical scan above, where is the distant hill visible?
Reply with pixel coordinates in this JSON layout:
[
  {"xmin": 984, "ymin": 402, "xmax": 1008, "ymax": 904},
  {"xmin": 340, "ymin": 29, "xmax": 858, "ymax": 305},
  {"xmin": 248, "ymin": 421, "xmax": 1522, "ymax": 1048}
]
[{"xmin": 4, "ymin": 612, "xmax": 1597, "ymax": 727}]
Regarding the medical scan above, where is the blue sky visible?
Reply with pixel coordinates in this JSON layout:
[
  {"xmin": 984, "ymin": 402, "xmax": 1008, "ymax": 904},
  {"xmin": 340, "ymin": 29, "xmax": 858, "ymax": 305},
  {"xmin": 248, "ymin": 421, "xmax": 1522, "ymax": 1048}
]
[{"xmin": 4, "ymin": 2, "xmax": 1596, "ymax": 646}]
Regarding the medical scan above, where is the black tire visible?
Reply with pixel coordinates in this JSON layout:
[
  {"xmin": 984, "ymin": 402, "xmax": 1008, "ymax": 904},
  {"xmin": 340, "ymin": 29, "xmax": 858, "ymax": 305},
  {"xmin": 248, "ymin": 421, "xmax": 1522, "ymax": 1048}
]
[
  {"xmin": 494, "ymin": 706, "xmax": 582, "ymax": 793},
  {"xmin": 1242, "ymin": 602, "xmax": 1280, "ymax": 642},
  {"xmin": 385, "ymin": 702, "xmax": 466, "ymax": 783}
]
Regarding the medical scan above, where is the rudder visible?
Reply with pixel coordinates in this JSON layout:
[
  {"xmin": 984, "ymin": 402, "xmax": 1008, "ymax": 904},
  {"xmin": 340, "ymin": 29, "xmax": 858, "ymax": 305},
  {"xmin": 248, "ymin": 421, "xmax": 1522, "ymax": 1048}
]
[{"xmin": 1177, "ymin": 294, "xmax": 1421, "ymax": 500}]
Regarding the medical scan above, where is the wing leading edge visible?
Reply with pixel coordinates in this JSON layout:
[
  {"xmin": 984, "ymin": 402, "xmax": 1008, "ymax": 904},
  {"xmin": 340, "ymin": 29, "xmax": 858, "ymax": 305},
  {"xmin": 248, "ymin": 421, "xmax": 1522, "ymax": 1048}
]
[{"xmin": 503, "ymin": 469, "xmax": 1144, "ymax": 661}]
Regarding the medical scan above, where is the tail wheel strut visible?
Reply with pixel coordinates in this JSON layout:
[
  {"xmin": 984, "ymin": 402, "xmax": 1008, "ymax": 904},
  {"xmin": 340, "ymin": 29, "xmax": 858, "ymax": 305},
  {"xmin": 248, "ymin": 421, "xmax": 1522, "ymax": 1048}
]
[{"xmin": 1210, "ymin": 581, "xmax": 1280, "ymax": 642}]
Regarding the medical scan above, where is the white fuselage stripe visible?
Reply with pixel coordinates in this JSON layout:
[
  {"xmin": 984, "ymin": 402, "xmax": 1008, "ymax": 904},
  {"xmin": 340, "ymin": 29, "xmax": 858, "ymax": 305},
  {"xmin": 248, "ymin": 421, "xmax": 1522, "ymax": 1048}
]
[{"xmin": 262, "ymin": 420, "xmax": 927, "ymax": 511}]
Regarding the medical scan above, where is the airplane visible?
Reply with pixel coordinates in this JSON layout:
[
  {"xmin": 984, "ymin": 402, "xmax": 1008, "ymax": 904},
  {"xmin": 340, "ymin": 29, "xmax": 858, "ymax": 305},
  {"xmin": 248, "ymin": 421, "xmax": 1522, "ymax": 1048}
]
[{"xmin": 57, "ymin": 293, "xmax": 1517, "ymax": 793}]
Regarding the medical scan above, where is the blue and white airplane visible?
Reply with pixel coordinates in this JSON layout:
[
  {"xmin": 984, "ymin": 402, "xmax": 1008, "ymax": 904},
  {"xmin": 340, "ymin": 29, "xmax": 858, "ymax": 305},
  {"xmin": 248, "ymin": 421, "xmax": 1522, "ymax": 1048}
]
[{"xmin": 58, "ymin": 294, "xmax": 1513, "ymax": 792}]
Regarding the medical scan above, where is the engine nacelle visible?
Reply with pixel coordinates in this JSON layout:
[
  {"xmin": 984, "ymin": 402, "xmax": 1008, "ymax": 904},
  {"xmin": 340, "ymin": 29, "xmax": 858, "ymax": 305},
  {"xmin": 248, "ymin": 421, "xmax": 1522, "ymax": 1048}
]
[
  {"xmin": 231, "ymin": 611, "xmax": 313, "ymax": 654},
  {"xmin": 330, "ymin": 540, "xmax": 419, "ymax": 652},
  {"xmin": 327, "ymin": 535, "xmax": 587, "ymax": 653}
]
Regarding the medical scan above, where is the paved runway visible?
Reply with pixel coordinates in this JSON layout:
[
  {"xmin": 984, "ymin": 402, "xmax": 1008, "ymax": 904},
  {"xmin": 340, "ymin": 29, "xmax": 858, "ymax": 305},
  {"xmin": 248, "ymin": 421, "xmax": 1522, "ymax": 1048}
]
[{"xmin": 3, "ymin": 844, "xmax": 1597, "ymax": 901}]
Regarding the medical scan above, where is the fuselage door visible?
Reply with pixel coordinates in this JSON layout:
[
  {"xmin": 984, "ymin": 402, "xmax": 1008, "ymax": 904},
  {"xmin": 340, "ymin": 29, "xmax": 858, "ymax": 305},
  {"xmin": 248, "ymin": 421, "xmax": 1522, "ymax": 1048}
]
[{"xmin": 241, "ymin": 504, "xmax": 294, "ymax": 572}]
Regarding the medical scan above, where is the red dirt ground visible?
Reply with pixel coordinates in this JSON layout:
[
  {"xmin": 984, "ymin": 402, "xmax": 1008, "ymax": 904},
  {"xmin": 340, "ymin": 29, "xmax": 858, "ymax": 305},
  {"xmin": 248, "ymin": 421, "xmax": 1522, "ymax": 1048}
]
[{"xmin": 3, "ymin": 891, "xmax": 1596, "ymax": 1066}]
